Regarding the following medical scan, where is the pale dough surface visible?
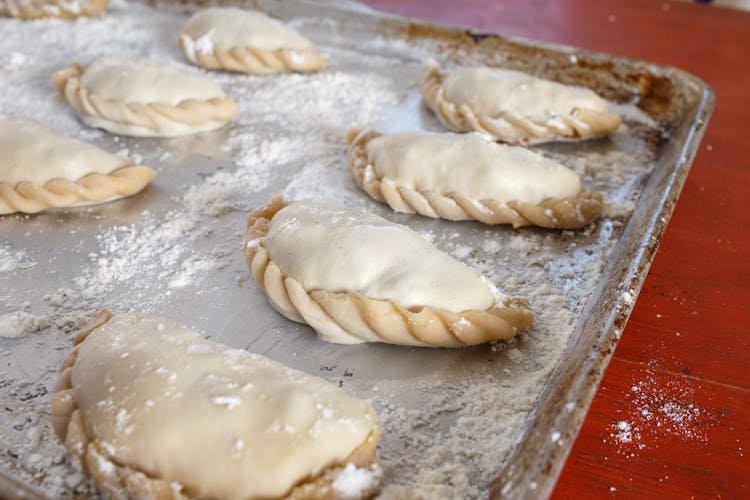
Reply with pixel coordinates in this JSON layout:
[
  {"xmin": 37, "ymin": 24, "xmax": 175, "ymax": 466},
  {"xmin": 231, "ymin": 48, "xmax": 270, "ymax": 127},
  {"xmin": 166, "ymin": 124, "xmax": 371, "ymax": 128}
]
[
  {"xmin": 421, "ymin": 60, "xmax": 620, "ymax": 145},
  {"xmin": 81, "ymin": 57, "xmax": 227, "ymax": 106},
  {"xmin": 181, "ymin": 8, "xmax": 313, "ymax": 52},
  {"xmin": 263, "ymin": 201, "xmax": 496, "ymax": 312},
  {"xmin": 442, "ymin": 66, "xmax": 610, "ymax": 120},
  {"xmin": 0, "ymin": 115, "xmax": 127, "ymax": 186},
  {"xmin": 68, "ymin": 313, "xmax": 378, "ymax": 499},
  {"xmin": 365, "ymin": 131, "xmax": 581, "ymax": 204},
  {"xmin": 53, "ymin": 58, "xmax": 238, "ymax": 137}
]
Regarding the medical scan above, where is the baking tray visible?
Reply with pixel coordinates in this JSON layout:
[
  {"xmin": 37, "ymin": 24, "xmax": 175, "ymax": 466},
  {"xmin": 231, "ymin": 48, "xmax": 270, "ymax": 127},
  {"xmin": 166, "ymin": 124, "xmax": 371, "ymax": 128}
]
[{"xmin": 0, "ymin": 0, "xmax": 713, "ymax": 498}]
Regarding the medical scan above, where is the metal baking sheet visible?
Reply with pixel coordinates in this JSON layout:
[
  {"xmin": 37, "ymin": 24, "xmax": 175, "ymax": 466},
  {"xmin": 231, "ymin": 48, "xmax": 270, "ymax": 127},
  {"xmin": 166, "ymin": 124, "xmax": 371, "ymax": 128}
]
[{"xmin": 0, "ymin": 1, "xmax": 713, "ymax": 498}]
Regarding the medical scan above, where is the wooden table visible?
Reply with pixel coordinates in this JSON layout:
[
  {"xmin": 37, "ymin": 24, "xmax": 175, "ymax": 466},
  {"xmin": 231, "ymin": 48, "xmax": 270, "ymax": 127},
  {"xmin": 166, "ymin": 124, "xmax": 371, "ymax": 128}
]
[{"xmin": 361, "ymin": 0, "xmax": 749, "ymax": 496}]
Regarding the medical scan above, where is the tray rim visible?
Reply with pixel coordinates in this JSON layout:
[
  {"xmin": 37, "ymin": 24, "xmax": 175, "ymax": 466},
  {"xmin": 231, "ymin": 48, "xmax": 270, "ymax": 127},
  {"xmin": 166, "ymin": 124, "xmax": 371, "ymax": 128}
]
[
  {"xmin": 494, "ymin": 76, "xmax": 714, "ymax": 499},
  {"xmin": 334, "ymin": 5, "xmax": 715, "ymax": 496},
  {"xmin": 310, "ymin": 2, "xmax": 715, "ymax": 495},
  {"xmin": 0, "ymin": 1, "xmax": 715, "ymax": 498}
]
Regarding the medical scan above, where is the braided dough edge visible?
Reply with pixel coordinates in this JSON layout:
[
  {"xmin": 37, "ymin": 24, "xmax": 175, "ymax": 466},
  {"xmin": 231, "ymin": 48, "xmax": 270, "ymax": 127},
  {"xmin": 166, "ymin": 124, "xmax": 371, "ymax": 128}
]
[
  {"xmin": 51, "ymin": 309, "xmax": 382, "ymax": 500},
  {"xmin": 244, "ymin": 197, "xmax": 533, "ymax": 347},
  {"xmin": 0, "ymin": 0, "xmax": 108, "ymax": 19},
  {"xmin": 179, "ymin": 35, "xmax": 326, "ymax": 75},
  {"xmin": 420, "ymin": 59, "xmax": 621, "ymax": 145},
  {"xmin": 346, "ymin": 128, "xmax": 603, "ymax": 229},
  {"xmin": 52, "ymin": 63, "xmax": 240, "ymax": 138},
  {"xmin": 0, "ymin": 165, "xmax": 155, "ymax": 215}
]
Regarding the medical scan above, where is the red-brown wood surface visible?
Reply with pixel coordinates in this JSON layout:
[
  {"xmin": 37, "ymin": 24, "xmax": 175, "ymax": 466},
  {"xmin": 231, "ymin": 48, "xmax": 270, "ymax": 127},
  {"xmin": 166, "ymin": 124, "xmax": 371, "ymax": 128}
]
[{"xmin": 361, "ymin": 0, "xmax": 750, "ymax": 496}]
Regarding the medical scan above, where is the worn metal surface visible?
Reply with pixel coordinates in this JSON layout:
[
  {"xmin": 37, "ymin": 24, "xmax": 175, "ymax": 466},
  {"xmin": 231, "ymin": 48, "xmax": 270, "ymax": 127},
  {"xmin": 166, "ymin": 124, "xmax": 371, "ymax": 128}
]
[{"xmin": 0, "ymin": 1, "xmax": 712, "ymax": 498}]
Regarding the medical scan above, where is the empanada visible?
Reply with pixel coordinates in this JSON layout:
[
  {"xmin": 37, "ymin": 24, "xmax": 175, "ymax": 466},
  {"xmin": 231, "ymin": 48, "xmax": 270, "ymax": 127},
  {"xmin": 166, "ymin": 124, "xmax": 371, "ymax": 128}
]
[
  {"xmin": 53, "ymin": 57, "xmax": 239, "ymax": 137},
  {"xmin": 0, "ymin": 115, "xmax": 155, "ymax": 215},
  {"xmin": 244, "ymin": 197, "xmax": 533, "ymax": 347},
  {"xmin": 421, "ymin": 59, "xmax": 621, "ymax": 144},
  {"xmin": 347, "ymin": 128, "xmax": 602, "ymax": 229},
  {"xmin": 179, "ymin": 8, "xmax": 325, "ymax": 74},
  {"xmin": 0, "ymin": 0, "xmax": 107, "ymax": 19},
  {"xmin": 51, "ymin": 309, "xmax": 381, "ymax": 500}
]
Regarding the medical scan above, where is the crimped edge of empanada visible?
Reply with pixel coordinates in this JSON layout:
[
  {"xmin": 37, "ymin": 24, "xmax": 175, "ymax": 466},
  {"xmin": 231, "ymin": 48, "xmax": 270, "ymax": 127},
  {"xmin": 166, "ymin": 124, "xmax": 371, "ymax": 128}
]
[
  {"xmin": 178, "ymin": 34, "xmax": 326, "ymax": 75},
  {"xmin": 52, "ymin": 63, "xmax": 240, "ymax": 138},
  {"xmin": 244, "ymin": 197, "xmax": 533, "ymax": 347},
  {"xmin": 0, "ymin": 0, "xmax": 108, "ymax": 19},
  {"xmin": 347, "ymin": 128, "xmax": 603, "ymax": 229},
  {"xmin": 51, "ymin": 309, "xmax": 382, "ymax": 500},
  {"xmin": 420, "ymin": 58, "xmax": 621, "ymax": 145},
  {"xmin": 0, "ymin": 165, "xmax": 155, "ymax": 215}
]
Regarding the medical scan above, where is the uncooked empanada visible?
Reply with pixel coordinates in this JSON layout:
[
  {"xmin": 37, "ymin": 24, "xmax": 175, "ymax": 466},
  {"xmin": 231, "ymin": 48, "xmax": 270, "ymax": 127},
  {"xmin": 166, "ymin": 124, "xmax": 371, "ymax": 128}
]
[
  {"xmin": 179, "ymin": 7, "xmax": 325, "ymax": 75},
  {"xmin": 0, "ymin": 0, "xmax": 107, "ymax": 19},
  {"xmin": 0, "ymin": 115, "xmax": 155, "ymax": 215},
  {"xmin": 421, "ymin": 59, "xmax": 621, "ymax": 144},
  {"xmin": 53, "ymin": 57, "xmax": 239, "ymax": 137},
  {"xmin": 347, "ymin": 128, "xmax": 602, "ymax": 229},
  {"xmin": 52, "ymin": 309, "xmax": 381, "ymax": 500},
  {"xmin": 245, "ymin": 197, "xmax": 533, "ymax": 347}
]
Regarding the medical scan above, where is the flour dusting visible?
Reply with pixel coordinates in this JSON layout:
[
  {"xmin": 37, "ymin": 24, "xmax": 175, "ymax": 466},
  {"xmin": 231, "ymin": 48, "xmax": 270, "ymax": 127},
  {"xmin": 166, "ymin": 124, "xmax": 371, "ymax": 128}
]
[
  {"xmin": 607, "ymin": 369, "xmax": 711, "ymax": 458},
  {"xmin": 0, "ymin": 1, "xmax": 661, "ymax": 498},
  {"xmin": 0, "ymin": 312, "xmax": 50, "ymax": 338}
]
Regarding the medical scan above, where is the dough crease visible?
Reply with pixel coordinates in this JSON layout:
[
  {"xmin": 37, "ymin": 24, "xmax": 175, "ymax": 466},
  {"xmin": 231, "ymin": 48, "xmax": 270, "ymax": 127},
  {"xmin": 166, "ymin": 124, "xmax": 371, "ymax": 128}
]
[
  {"xmin": 53, "ymin": 60, "xmax": 239, "ymax": 137},
  {"xmin": 421, "ymin": 59, "xmax": 621, "ymax": 144},
  {"xmin": 52, "ymin": 309, "xmax": 381, "ymax": 500},
  {"xmin": 179, "ymin": 8, "xmax": 325, "ymax": 74},
  {"xmin": 347, "ymin": 128, "xmax": 602, "ymax": 229},
  {"xmin": 0, "ymin": 0, "xmax": 108, "ymax": 19},
  {"xmin": 244, "ymin": 197, "xmax": 533, "ymax": 347},
  {"xmin": 0, "ymin": 115, "xmax": 155, "ymax": 214}
]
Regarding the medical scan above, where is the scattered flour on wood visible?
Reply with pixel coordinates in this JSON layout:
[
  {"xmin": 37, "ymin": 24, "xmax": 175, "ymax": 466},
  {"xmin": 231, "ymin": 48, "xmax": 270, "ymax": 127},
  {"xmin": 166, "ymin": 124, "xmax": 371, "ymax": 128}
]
[{"xmin": 608, "ymin": 369, "xmax": 711, "ymax": 457}]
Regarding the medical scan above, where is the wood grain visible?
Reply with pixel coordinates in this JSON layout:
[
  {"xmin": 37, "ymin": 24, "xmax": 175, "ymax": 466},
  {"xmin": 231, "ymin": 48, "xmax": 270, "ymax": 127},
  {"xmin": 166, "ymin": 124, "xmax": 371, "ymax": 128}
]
[
  {"xmin": 361, "ymin": 0, "xmax": 750, "ymax": 496},
  {"xmin": 553, "ymin": 358, "xmax": 750, "ymax": 497}
]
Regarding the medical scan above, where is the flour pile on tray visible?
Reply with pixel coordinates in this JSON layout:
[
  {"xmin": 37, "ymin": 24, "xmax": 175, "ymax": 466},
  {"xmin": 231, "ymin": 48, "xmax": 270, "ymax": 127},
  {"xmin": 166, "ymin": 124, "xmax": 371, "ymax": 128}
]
[
  {"xmin": 0, "ymin": 311, "xmax": 49, "ymax": 339},
  {"xmin": 0, "ymin": 1, "xmax": 661, "ymax": 498}
]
